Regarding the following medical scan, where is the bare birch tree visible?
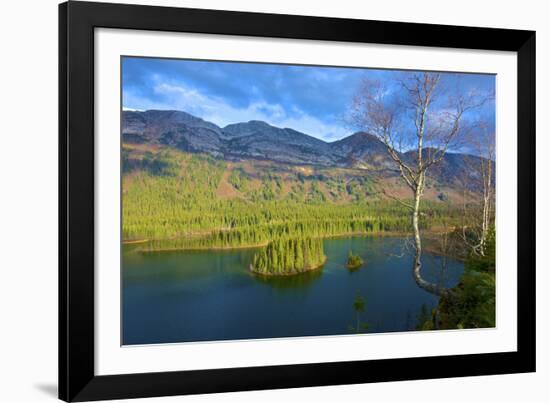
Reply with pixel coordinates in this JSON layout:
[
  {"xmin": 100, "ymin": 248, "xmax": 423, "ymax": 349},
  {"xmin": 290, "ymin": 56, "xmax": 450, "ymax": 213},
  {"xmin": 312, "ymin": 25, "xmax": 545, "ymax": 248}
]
[
  {"xmin": 351, "ymin": 72, "xmax": 487, "ymax": 296},
  {"xmin": 460, "ymin": 123, "xmax": 495, "ymax": 256}
]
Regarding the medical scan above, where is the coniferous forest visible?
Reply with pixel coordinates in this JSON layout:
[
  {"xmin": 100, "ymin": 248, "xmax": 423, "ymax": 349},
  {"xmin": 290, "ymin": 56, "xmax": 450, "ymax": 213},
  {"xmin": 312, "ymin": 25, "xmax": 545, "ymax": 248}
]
[
  {"xmin": 250, "ymin": 237, "xmax": 326, "ymax": 275},
  {"xmin": 122, "ymin": 144, "xmax": 466, "ymax": 276}
]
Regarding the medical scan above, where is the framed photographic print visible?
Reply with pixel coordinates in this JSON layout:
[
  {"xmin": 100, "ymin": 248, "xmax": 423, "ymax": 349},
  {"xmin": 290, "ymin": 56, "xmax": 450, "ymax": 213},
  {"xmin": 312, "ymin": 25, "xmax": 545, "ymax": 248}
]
[{"xmin": 59, "ymin": 1, "xmax": 536, "ymax": 401}]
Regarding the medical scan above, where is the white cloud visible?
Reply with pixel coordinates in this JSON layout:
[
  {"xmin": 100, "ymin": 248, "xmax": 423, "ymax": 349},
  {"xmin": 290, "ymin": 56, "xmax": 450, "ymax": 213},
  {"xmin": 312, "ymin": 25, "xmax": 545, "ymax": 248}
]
[{"xmin": 124, "ymin": 82, "xmax": 350, "ymax": 141}]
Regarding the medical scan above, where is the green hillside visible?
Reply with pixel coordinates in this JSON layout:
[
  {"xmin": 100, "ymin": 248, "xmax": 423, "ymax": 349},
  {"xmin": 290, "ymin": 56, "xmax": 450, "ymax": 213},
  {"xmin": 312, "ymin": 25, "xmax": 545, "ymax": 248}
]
[{"xmin": 122, "ymin": 143, "xmax": 464, "ymax": 253}]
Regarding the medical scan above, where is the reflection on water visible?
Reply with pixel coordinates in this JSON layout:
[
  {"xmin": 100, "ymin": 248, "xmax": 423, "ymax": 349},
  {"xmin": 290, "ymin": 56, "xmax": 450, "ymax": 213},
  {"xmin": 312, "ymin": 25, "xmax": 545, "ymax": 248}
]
[
  {"xmin": 122, "ymin": 236, "xmax": 463, "ymax": 345},
  {"xmin": 250, "ymin": 267, "xmax": 324, "ymax": 290}
]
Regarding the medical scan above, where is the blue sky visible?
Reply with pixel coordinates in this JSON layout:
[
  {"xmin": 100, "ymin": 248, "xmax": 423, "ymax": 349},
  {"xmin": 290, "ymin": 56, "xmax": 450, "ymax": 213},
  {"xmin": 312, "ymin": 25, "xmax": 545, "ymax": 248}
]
[{"xmin": 122, "ymin": 57, "xmax": 495, "ymax": 143}]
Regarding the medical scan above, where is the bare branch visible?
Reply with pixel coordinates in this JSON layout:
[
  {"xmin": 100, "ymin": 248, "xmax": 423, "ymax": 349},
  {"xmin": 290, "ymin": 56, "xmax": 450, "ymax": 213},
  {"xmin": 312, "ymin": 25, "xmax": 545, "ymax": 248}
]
[
  {"xmin": 350, "ymin": 71, "xmax": 492, "ymax": 297},
  {"xmin": 381, "ymin": 189, "xmax": 415, "ymax": 211}
]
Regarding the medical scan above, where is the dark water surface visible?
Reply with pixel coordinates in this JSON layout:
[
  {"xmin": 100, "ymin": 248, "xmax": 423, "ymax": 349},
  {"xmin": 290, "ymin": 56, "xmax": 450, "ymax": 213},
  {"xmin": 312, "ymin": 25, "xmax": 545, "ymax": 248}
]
[{"xmin": 122, "ymin": 236, "xmax": 463, "ymax": 345}]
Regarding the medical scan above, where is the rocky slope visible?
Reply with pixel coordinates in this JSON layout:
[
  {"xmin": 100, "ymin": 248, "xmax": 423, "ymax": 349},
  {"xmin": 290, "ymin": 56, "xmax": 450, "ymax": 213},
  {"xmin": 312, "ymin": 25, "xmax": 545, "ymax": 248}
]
[{"xmin": 122, "ymin": 109, "xmax": 486, "ymax": 186}]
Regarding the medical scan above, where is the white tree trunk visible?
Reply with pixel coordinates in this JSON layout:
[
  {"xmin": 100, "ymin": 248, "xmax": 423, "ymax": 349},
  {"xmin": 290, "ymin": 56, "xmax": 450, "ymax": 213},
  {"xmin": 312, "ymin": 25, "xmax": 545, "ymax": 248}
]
[{"xmin": 411, "ymin": 177, "xmax": 448, "ymax": 297}]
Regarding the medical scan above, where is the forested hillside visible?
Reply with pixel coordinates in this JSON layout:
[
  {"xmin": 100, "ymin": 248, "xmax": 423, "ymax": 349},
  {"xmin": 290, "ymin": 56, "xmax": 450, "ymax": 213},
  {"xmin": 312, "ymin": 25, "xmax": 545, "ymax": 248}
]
[{"xmin": 122, "ymin": 143, "xmax": 464, "ymax": 254}]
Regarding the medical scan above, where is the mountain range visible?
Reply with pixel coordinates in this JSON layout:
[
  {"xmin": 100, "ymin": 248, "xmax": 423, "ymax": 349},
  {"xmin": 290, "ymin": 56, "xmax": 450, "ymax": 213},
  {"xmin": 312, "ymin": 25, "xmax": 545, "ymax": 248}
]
[{"xmin": 122, "ymin": 109, "xmax": 483, "ymax": 186}]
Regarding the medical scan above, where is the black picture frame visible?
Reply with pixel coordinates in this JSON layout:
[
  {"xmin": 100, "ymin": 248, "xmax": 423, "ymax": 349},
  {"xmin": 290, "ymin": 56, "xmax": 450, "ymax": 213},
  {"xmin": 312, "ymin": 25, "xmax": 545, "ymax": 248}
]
[{"xmin": 59, "ymin": 1, "xmax": 536, "ymax": 401}]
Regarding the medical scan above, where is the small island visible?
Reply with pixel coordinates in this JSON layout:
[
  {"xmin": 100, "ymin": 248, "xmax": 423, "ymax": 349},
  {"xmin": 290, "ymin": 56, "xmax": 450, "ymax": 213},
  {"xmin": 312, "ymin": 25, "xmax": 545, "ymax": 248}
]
[
  {"xmin": 346, "ymin": 250, "xmax": 364, "ymax": 270},
  {"xmin": 250, "ymin": 237, "xmax": 326, "ymax": 276}
]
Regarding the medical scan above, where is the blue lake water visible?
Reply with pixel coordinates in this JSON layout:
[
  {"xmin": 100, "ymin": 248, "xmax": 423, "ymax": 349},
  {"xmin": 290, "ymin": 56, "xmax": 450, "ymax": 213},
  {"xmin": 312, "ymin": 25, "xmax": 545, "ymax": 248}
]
[{"xmin": 122, "ymin": 236, "xmax": 463, "ymax": 345}]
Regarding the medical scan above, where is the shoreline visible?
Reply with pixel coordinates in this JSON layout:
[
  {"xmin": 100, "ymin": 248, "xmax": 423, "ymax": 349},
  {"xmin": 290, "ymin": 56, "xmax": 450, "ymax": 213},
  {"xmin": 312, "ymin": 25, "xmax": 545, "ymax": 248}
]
[
  {"xmin": 122, "ymin": 238, "xmax": 149, "ymax": 245},
  {"xmin": 124, "ymin": 230, "xmax": 414, "ymax": 254},
  {"xmin": 131, "ymin": 241, "xmax": 270, "ymax": 253},
  {"xmin": 123, "ymin": 228, "xmax": 458, "ymax": 255}
]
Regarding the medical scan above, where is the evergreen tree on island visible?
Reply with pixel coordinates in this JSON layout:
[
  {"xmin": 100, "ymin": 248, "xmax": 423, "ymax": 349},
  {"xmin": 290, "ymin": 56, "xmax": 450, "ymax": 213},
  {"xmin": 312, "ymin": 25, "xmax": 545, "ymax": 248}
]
[
  {"xmin": 251, "ymin": 237, "xmax": 326, "ymax": 276},
  {"xmin": 346, "ymin": 250, "xmax": 364, "ymax": 270}
]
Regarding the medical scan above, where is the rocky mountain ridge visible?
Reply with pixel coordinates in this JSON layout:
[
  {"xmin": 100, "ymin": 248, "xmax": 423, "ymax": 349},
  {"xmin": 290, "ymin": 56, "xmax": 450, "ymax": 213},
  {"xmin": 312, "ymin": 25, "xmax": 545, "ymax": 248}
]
[{"xmin": 123, "ymin": 109, "xmax": 485, "ymax": 186}]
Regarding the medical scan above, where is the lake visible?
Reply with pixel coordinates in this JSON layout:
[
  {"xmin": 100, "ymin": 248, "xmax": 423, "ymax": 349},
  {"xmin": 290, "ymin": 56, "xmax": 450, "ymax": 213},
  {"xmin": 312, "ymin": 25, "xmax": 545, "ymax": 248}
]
[{"xmin": 122, "ymin": 236, "xmax": 463, "ymax": 345}]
